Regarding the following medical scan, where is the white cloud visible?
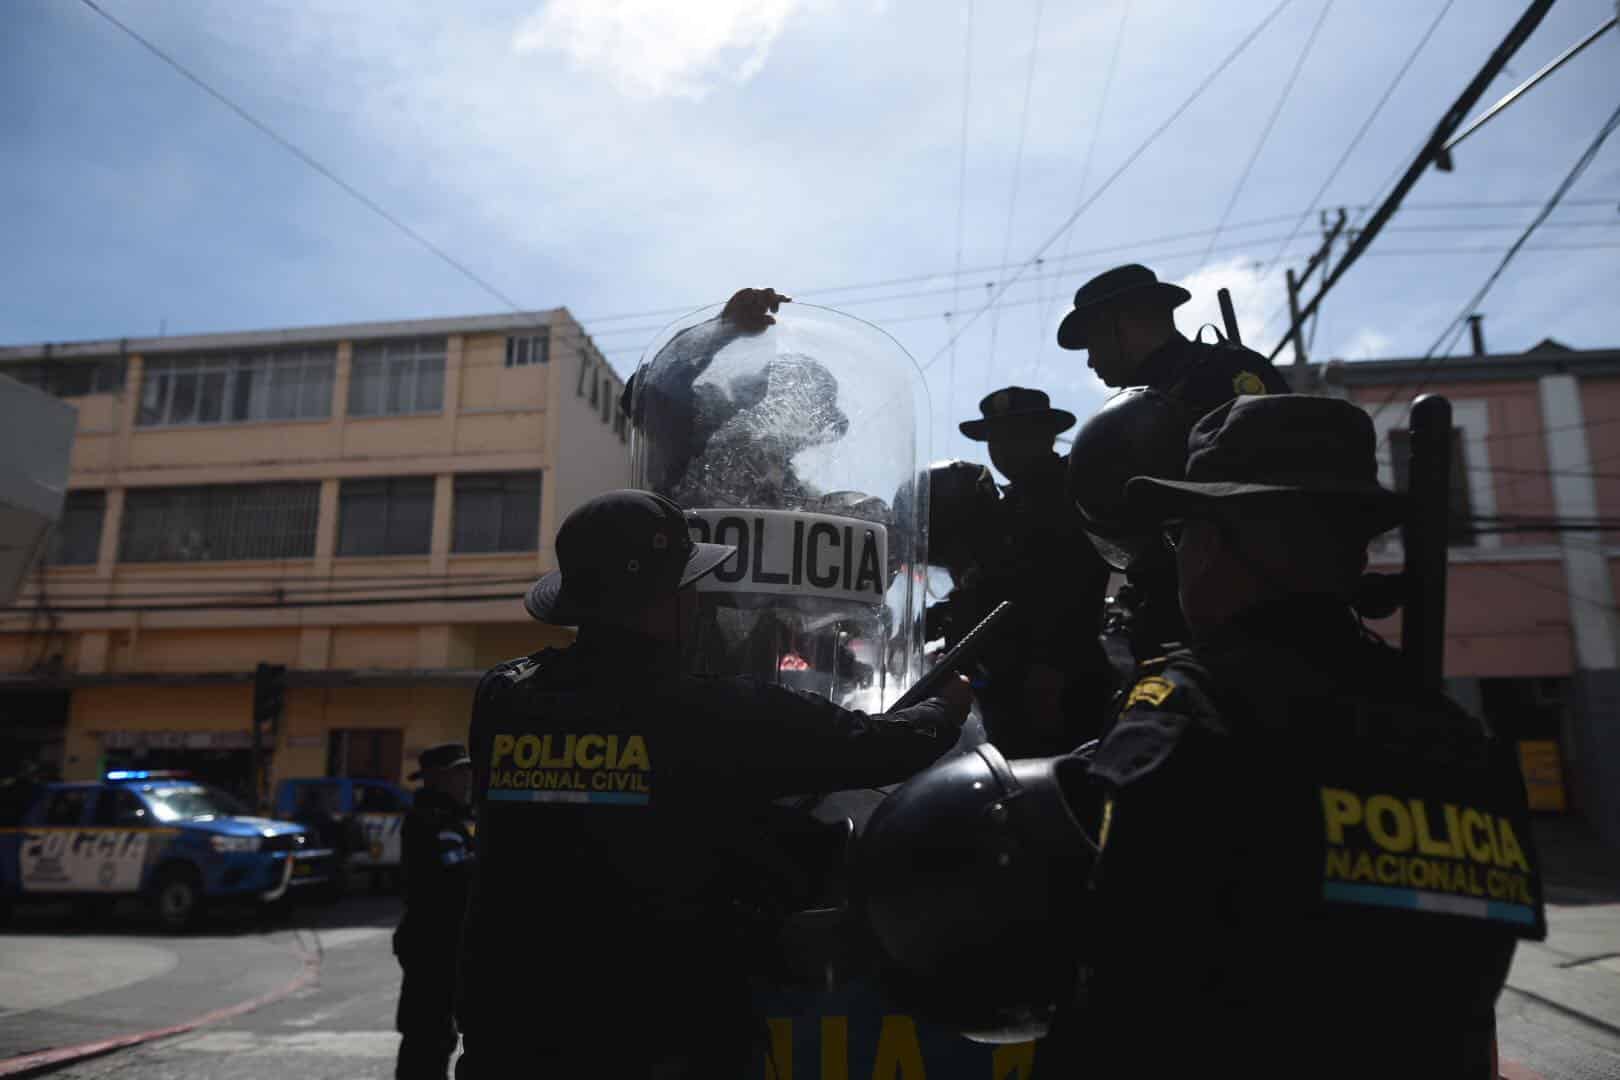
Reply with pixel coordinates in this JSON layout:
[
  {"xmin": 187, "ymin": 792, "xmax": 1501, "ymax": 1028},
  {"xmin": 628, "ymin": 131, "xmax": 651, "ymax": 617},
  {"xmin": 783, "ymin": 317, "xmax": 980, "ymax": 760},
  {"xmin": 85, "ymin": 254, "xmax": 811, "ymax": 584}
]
[
  {"xmin": 1342, "ymin": 328, "xmax": 1393, "ymax": 361},
  {"xmin": 513, "ymin": 0, "xmax": 807, "ymax": 100},
  {"xmin": 1177, "ymin": 256, "xmax": 1289, "ymax": 351}
]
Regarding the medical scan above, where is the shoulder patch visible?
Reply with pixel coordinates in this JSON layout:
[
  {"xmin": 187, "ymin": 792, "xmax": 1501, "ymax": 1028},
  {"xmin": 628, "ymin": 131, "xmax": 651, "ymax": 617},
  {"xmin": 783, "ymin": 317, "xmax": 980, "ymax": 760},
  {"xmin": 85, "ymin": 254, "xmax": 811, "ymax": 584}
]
[
  {"xmin": 1233, "ymin": 370, "xmax": 1268, "ymax": 396},
  {"xmin": 1125, "ymin": 675, "xmax": 1176, "ymax": 709}
]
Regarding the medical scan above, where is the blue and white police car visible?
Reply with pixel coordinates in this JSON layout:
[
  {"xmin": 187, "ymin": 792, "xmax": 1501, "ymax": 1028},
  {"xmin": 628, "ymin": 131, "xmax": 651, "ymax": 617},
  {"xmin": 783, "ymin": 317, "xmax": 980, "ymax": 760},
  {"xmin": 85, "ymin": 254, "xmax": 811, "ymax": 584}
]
[{"xmin": 0, "ymin": 771, "xmax": 336, "ymax": 930}]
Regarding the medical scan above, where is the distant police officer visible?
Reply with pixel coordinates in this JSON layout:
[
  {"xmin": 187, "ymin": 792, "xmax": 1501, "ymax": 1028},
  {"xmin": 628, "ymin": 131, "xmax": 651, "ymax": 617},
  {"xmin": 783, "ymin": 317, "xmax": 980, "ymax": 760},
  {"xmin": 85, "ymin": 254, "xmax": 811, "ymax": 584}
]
[
  {"xmin": 393, "ymin": 742, "xmax": 475, "ymax": 1080},
  {"xmin": 1056, "ymin": 263, "xmax": 1289, "ymax": 413},
  {"xmin": 456, "ymin": 490, "xmax": 971, "ymax": 1078},
  {"xmin": 956, "ymin": 388, "xmax": 1113, "ymax": 753},
  {"xmin": 1069, "ymin": 395, "xmax": 1543, "ymax": 1074}
]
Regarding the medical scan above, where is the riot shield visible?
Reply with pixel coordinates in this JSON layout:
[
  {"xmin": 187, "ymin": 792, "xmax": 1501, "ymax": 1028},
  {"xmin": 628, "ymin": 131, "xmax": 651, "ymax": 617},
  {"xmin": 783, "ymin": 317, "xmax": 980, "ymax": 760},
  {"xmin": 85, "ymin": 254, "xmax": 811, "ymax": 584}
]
[
  {"xmin": 627, "ymin": 300, "xmax": 1026, "ymax": 1077},
  {"xmin": 629, "ymin": 300, "xmax": 928, "ymax": 711}
]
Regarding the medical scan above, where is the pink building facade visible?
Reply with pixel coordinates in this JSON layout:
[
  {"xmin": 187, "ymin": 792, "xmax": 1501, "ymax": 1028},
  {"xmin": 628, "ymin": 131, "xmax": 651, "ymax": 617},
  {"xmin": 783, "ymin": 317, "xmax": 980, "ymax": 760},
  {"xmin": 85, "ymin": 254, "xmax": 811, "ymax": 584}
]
[{"xmin": 1300, "ymin": 340, "xmax": 1620, "ymax": 845}]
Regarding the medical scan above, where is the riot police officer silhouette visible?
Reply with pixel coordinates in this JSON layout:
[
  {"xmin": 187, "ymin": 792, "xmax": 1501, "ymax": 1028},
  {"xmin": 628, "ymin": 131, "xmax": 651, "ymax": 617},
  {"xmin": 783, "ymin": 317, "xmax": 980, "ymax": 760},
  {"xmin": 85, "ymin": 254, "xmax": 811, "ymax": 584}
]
[
  {"xmin": 861, "ymin": 395, "xmax": 1545, "ymax": 1078},
  {"xmin": 1059, "ymin": 265, "xmax": 1291, "ymax": 667}
]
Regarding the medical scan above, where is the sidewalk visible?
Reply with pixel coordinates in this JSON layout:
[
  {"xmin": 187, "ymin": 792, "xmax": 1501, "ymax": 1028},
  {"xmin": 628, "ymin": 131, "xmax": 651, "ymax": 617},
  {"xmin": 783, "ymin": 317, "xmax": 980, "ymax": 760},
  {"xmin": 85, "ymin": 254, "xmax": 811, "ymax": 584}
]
[{"xmin": 1496, "ymin": 815, "xmax": 1620, "ymax": 1079}]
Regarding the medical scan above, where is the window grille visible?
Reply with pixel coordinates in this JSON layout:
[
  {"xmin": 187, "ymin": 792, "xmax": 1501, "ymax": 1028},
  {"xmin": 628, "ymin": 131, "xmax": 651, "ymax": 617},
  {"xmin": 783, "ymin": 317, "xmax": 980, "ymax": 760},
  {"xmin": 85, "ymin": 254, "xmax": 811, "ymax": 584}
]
[
  {"xmin": 337, "ymin": 477, "xmax": 435, "ymax": 556},
  {"xmin": 45, "ymin": 490, "xmax": 106, "ymax": 565},
  {"xmin": 137, "ymin": 349, "xmax": 334, "ymax": 427},
  {"xmin": 4, "ymin": 359, "xmax": 125, "ymax": 398},
  {"xmin": 505, "ymin": 333, "xmax": 550, "ymax": 367},
  {"xmin": 120, "ymin": 482, "xmax": 320, "ymax": 562},
  {"xmin": 453, "ymin": 472, "xmax": 542, "ymax": 553},
  {"xmin": 348, "ymin": 338, "xmax": 446, "ymax": 417}
]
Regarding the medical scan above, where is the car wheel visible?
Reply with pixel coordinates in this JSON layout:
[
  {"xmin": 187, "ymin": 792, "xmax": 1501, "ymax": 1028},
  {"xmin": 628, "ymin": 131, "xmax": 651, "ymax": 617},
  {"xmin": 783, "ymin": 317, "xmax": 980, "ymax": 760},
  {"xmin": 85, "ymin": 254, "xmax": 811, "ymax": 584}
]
[{"xmin": 152, "ymin": 866, "xmax": 203, "ymax": 932}]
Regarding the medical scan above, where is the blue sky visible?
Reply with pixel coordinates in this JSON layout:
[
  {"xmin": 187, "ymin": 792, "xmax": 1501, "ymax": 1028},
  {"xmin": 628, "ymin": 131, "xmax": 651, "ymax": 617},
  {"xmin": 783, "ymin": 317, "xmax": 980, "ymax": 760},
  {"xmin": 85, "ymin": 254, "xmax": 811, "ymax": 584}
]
[{"xmin": 4, "ymin": 0, "xmax": 1618, "ymax": 462}]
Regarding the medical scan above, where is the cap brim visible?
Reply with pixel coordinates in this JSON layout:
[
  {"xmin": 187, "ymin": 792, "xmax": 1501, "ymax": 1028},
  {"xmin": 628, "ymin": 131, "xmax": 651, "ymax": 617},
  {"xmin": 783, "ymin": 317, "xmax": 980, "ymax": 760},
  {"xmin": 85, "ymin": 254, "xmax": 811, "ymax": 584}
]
[
  {"xmin": 1057, "ymin": 283, "xmax": 1193, "ymax": 351},
  {"xmin": 523, "ymin": 541, "xmax": 738, "ymax": 625},
  {"xmin": 680, "ymin": 540, "xmax": 738, "ymax": 588},
  {"xmin": 1125, "ymin": 476, "xmax": 1407, "ymax": 534},
  {"xmin": 524, "ymin": 571, "xmax": 578, "ymax": 625},
  {"xmin": 959, "ymin": 410, "xmax": 1078, "ymax": 441}
]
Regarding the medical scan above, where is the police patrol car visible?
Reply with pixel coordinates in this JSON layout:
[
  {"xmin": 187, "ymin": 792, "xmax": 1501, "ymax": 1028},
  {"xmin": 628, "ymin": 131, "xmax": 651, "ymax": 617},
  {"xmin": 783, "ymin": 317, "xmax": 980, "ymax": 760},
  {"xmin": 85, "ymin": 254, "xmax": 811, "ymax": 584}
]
[
  {"xmin": 272, "ymin": 777, "xmax": 413, "ymax": 891},
  {"xmin": 0, "ymin": 771, "xmax": 335, "ymax": 930}
]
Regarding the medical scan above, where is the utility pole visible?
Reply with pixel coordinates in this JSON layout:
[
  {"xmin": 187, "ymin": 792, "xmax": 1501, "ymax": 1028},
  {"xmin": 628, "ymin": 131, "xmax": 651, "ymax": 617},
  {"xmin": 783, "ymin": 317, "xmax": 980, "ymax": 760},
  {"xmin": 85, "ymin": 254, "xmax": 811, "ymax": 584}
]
[
  {"xmin": 252, "ymin": 662, "xmax": 287, "ymax": 810},
  {"xmin": 1268, "ymin": 0, "xmax": 1556, "ymax": 362},
  {"xmin": 1285, "ymin": 208, "xmax": 1347, "ymax": 365}
]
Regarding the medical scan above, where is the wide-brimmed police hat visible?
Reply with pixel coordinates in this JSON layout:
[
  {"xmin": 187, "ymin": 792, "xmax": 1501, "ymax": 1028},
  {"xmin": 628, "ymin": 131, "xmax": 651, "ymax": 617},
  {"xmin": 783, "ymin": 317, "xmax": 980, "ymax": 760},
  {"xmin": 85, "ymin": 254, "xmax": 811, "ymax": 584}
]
[
  {"xmin": 409, "ymin": 742, "xmax": 471, "ymax": 780},
  {"xmin": 1056, "ymin": 263, "xmax": 1192, "ymax": 350},
  {"xmin": 959, "ymin": 387, "xmax": 1076, "ymax": 442},
  {"xmin": 524, "ymin": 490, "xmax": 736, "ymax": 626},
  {"xmin": 1125, "ymin": 395, "xmax": 1406, "ymax": 535}
]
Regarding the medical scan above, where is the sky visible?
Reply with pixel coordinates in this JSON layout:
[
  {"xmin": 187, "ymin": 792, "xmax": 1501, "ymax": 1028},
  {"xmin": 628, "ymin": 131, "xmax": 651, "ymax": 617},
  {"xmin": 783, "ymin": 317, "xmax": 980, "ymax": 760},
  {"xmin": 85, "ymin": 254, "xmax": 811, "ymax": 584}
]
[{"xmin": 4, "ymin": 0, "xmax": 1618, "ymax": 466}]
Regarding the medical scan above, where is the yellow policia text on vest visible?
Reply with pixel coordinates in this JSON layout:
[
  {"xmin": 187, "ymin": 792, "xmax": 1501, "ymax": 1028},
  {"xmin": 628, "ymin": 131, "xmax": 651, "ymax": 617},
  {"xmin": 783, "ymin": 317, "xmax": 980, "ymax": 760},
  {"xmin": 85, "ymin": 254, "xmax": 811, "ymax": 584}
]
[
  {"xmin": 487, "ymin": 733, "xmax": 652, "ymax": 798},
  {"xmin": 1321, "ymin": 787, "xmax": 1535, "ymax": 906}
]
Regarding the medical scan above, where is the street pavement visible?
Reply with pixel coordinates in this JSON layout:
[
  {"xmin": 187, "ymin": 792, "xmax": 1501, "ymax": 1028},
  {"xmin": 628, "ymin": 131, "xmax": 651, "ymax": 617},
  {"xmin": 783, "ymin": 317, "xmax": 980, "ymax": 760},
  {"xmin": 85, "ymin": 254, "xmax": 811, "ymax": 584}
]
[{"xmin": 1, "ymin": 816, "xmax": 1618, "ymax": 1079}]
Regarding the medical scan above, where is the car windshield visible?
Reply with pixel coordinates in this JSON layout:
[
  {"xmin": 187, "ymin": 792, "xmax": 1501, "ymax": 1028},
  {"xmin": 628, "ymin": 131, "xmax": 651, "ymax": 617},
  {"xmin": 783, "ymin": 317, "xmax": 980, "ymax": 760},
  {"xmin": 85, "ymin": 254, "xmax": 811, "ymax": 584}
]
[{"xmin": 140, "ymin": 784, "xmax": 251, "ymax": 823}]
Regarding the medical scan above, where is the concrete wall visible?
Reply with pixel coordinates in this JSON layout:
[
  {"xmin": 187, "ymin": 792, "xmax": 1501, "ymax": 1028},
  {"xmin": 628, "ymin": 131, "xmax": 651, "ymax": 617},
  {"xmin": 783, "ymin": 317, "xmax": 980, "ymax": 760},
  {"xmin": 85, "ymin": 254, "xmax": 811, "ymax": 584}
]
[
  {"xmin": 1, "ymin": 310, "xmax": 625, "ymax": 785},
  {"xmin": 547, "ymin": 315, "xmax": 633, "ymax": 539}
]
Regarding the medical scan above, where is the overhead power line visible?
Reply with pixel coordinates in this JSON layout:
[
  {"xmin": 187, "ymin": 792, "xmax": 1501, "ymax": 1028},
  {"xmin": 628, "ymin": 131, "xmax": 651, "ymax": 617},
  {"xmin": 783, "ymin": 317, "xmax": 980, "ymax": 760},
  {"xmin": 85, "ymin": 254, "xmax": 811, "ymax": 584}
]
[
  {"xmin": 1368, "ymin": 96, "xmax": 1620, "ymax": 429},
  {"xmin": 989, "ymin": 0, "xmax": 1047, "ymax": 371},
  {"xmin": 1038, "ymin": 0, "xmax": 1131, "ymax": 381},
  {"xmin": 923, "ymin": 0, "xmax": 1298, "ymax": 371},
  {"xmin": 1260, "ymin": 0, "xmax": 1458, "ymax": 278},
  {"xmin": 75, "ymin": 0, "xmax": 543, "ymax": 328},
  {"xmin": 1201, "ymin": 0, "xmax": 1336, "ymax": 268},
  {"xmin": 1266, "ymin": 0, "xmax": 1557, "ymax": 363},
  {"xmin": 949, "ymin": 0, "xmax": 976, "ymax": 452}
]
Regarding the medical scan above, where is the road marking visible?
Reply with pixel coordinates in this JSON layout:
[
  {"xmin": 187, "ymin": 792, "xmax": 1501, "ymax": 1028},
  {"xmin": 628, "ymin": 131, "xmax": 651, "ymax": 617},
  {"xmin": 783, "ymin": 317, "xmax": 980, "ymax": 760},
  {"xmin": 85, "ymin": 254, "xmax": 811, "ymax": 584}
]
[
  {"xmin": 178, "ymin": 1030, "xmax": 398, "ymax": 1059},
  {"xmin": 312, "ymin": 927, "xmax": 391, "ymax": 950}
]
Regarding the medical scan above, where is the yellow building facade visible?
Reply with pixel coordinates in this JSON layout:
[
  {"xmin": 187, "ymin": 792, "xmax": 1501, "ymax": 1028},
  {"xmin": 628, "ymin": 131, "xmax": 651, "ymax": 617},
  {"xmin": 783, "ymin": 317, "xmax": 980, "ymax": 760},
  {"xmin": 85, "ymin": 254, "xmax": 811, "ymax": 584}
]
[{"xmin": 0, "ymin": 310, "xmax": 631, "ymax": 798}]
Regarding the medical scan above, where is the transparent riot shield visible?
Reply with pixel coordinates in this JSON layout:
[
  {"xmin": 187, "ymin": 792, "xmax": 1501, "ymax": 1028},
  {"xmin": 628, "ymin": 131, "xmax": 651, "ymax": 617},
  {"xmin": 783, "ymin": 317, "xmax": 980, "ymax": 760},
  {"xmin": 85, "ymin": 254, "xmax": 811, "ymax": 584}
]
[
  {"xmin": 627, "ymin": 301, "xmax": 1027, "ymax": 1078},
  {"xmin": 629, "ymin": 301, "xmax": 928, "ymax": 712}
]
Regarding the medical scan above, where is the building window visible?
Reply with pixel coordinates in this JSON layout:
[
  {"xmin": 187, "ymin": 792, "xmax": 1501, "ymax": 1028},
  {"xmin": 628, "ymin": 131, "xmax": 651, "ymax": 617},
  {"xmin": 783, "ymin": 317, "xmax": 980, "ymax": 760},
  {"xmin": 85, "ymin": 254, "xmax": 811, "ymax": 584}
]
[
  {"xmin": 1389, "ymin": 427, "xmax": 1475, "ymax": 546},
  {"xmin": 505, "ymin": 333, "xmax": 549, "ymax": 368},
  {"xmin": 349, "ymin": 338, "xmax": 445, "ymax": 417},
  {"xmin": 120, "ymin": 482, "xmax": 320, "ymax": 562},
  {"xmin": 45, "ymin": 490, "xmax": 106, "ymax": 566},
  {"xmin": 137, "ymin": 349, "xmax": 334, "ymax": 427},
  {"xmin": 453, "ymin": 472, "xmax": 542, "ymax": 553},
  {"xmin": 576, "ymin": 351, "xmax": 591, "ymax": 397},
  {"xmin": 601, "ymin": 378, "xmax": 612, "ymax": 423},
  {"xmin": 4, "ymin": 358, "xmax": 125, "ymax": 398},
  {"xmin": 337, "ymin": 477, "xmax": 435, "ymax": 556}
]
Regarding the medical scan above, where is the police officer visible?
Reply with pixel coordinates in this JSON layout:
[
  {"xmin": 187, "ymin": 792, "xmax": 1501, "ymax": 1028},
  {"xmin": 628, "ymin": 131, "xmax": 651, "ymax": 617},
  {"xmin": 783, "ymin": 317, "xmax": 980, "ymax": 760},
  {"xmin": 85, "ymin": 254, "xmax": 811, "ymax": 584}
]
[
  {"xmin": 956, "ymin": 388, "xmax": 1113, "ymax": 753},
  {"xmin": 1068, "ymin": 395, "xmax": 1542, "ymax": 1074},
  {"xmin": 1060, "ymin": 266, "xmax": 1291, "ymax": 672},
  {"xmin": 1055, "ymin": 262, "xmax": 1290, "ymax": 414},
  {"xmin": 393, "ymin": 742, "xmax": 475, "ymax": 1080},
  {"xmin": 456, "ymin": 490, "xmax": 971, "ymax": 1078}
]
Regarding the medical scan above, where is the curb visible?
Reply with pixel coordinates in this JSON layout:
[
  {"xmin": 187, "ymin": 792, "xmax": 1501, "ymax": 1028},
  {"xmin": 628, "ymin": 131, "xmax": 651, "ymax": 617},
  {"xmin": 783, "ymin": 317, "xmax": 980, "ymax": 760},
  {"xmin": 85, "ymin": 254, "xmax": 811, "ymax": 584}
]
[{"xmin": 0, "ymin": 942, "xmax": 320, "ymax": 1078}]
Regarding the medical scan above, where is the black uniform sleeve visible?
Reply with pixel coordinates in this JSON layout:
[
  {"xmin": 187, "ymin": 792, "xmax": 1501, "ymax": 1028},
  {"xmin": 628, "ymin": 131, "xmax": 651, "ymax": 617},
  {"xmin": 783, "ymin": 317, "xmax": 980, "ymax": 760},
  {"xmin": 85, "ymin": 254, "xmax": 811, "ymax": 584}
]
[{"xmin": 694, "ymin": 678, "xmax": 962, "ymax": 798}]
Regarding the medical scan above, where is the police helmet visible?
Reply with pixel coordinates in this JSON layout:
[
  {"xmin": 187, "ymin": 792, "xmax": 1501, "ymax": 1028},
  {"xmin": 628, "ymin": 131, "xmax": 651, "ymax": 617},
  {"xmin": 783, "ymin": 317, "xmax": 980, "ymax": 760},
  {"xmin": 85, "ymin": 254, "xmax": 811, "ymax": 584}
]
[
  {"xmin": 925, "ymin": 460, "xmax": 1000, "ymax": 572},
  {"xmin": 1067, "ymin": 387, "xmax": 1192, "ymax": 571},
  {"xmin": 856, "ymin": 744, "xmax": 1099, "ymax": 1043}
]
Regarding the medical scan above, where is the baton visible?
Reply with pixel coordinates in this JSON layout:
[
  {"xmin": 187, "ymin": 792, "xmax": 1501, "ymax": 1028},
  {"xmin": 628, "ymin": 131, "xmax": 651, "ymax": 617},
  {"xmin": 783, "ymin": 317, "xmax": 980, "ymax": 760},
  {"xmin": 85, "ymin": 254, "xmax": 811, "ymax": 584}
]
[
  {"xmin": 888, "ymin": 601, "xmax": 1015, "ymax": 712},
  {"xmin": 1217, "ymin": 287, "xmax": 1243, "ymax": 346}
]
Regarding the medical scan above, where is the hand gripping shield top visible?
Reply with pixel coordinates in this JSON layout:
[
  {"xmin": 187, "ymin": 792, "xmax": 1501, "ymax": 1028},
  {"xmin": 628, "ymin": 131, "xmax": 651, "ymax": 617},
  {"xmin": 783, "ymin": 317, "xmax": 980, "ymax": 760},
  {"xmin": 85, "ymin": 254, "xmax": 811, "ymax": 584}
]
[{"xmin": 626, "ymin": 301, "xmax": 930, "ymax": 710}]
